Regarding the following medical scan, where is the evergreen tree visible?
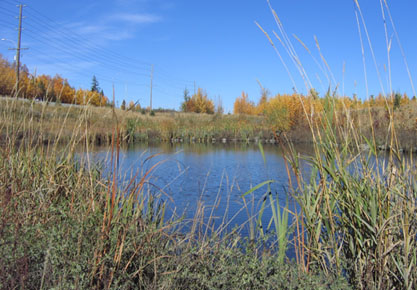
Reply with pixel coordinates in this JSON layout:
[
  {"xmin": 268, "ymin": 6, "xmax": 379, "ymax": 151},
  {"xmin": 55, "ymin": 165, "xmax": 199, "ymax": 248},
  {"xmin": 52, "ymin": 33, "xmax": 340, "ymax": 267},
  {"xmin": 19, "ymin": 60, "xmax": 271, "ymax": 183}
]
[
  {"xmin": 394, "ymin": 93, "xmax": 402, "ymax": 110},
  {"xmin": 91, "ymin": 75, "xmax": 100, "ymax": 92}
]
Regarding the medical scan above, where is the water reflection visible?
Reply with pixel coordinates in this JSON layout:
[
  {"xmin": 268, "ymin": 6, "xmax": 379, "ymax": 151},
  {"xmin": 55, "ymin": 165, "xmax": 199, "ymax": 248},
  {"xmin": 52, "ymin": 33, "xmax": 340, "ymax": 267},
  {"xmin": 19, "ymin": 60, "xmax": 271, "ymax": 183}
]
[{"xmin": 83, "ymin": 142, "xmax": 313, "ymax": 237}]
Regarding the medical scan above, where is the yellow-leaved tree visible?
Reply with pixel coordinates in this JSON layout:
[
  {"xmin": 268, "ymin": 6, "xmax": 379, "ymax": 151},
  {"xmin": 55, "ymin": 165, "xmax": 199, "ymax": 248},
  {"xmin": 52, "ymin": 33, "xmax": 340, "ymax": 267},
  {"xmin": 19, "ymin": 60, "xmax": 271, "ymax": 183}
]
[
  {"xmin": 263, "ymin": 93, "xmax": 304, "ymax": 131},
  {"xmin": 181, "ymin": 88, "xmax": 214, "ymax": 114},
  {"xmin": 0, "ymin": 55, "xmax": 16, "ymax": 96},
  {"xmin": 0, "ymin": 54, "xmax": 108, "ymax": 106},
  {"xmin": 233, "ymin": 91, "xmax": 256, "ymax": 115}
]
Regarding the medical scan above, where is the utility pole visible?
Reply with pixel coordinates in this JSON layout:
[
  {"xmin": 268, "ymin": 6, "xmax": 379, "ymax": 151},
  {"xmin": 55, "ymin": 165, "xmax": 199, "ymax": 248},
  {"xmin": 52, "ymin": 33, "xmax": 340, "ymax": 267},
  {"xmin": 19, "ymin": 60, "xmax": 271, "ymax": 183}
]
[
  {"xmin": 149, "ymin": 64, "xmax": 154, "ymax": 112},
  {"xmin": 15, "ymin": 4, "xmax": 25, "ymax": 97}
]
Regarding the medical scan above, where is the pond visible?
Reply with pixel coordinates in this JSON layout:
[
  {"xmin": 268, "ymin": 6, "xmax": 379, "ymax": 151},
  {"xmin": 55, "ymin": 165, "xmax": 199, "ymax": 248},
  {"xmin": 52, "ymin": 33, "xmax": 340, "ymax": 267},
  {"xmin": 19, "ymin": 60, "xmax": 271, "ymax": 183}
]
[{"xmin": 83, "ymin": 142, "xmax": 314, "ymax": 239}]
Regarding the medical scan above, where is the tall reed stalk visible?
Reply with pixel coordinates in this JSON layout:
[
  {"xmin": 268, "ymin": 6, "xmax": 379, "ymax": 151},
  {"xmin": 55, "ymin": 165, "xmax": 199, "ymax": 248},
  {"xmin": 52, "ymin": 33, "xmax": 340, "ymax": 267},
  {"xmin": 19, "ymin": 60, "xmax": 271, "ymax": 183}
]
[{"xmin": 255, "ymin": 1, "xmax": 417, "ymax": 288}]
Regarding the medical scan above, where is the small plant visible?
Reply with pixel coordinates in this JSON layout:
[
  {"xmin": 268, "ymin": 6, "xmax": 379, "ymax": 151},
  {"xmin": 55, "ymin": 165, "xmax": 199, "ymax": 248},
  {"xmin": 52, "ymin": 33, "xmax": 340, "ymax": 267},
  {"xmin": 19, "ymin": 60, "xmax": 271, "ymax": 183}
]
[
  {"xmin": 241, "ymin": 142, "xmax": 290, "ymax": 265},
  {"xmin": 125, "ymin": 118, "xmax": 138, "ymax": 142}
]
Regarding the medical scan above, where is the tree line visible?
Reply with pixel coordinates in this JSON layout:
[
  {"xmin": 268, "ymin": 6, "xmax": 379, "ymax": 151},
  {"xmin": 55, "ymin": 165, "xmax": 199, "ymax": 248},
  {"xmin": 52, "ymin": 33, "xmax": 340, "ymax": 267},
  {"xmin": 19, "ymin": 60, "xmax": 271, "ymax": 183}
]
[
  {"xmin": 180, "ymin": 83, "xmax": 415, "ymax": 132},
  {"xmin": 233, "ymin": 88, "xmax": 415, "ymax": 131},
  {"xmin": 2, "ymin": 53, "xmax": 414, "ymax": 124},
  {"xmin": 0, "ymin": 54, "xmax": 108, "ymax": 106}
]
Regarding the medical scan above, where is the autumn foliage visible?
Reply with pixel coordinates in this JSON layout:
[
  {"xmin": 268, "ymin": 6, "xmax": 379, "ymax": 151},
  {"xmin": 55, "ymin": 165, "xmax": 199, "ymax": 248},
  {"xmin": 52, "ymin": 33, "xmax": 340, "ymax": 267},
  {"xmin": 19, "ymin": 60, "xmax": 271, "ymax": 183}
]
[
  {"xmin": 0, "ymin": 54, "xmax": 108, "ymax": 106},
  {"xmin": 181, "ymin": 88, "xmax": 215, "ymax": 114},
  {"xmin": 232, "ymin": 89, "xmax": 414, "ymax": 132},
  {"xmin": 233, "ymin": 91, "xmax": 255, "ymax": 115}
]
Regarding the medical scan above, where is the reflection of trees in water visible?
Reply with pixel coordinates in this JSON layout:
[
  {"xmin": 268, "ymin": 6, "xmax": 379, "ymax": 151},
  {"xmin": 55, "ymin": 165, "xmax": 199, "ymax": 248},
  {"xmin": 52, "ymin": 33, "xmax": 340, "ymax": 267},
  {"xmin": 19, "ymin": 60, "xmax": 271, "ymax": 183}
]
[
  {"xmin": 85, "ymin": 141, "xmax": 317, "ymax": 162},
  {"xmin": 97, "ymin": 141, "xmax": 316, "ymax": 157},
  {"xmin": 157, "ymin": 142, "xmax": 271, "ymax": 155}
]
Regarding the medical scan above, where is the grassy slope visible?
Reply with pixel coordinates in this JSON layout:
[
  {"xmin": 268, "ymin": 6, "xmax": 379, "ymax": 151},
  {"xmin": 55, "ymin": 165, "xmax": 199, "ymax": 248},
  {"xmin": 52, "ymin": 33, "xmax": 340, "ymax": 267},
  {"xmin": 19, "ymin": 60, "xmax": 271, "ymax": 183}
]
[{"xmin": 1, "ymin": 97, "xmax": 416, "ymax": 148}]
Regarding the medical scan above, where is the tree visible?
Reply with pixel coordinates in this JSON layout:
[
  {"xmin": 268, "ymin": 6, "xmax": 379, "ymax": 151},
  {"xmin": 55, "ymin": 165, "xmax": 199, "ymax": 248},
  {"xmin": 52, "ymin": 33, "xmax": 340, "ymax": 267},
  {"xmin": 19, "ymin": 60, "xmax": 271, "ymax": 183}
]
[
  {"xmin": 181, "ymin": 88, "xmax": 214, "ymax": 114},
  {"xmin": 91, "ymin": 75, "xmax": 100, "ymax": 92},
  {"xmin": 60, "ymin": 80, "xmax": 76, "ymax": 104},
  {"xmin": 0, "ymin": 54, "xmax": 110, "ymax": 106},
  {"xmin": 193, "ymin": 88, "xmax": 214, "ymax": 114},
  {"xmin": 264, "ymin": 94, "xmax": 295, "ymax": 131},
  {"xmin": 256, "ymin": 87, "xmax": 270, "ymax": 115},
  {"xmin": 402, "ymin": 92, "xmax": 410, "ymax": 106},
  {"xmin": 233, "ymin": 91, "xmax": 255, "ymax": 115},
  {"xmin": 99, "ymin": 89, "xmax": 105, "ymax": 106},
  {"xmin": 0, "ymin": 55, "xmax": 17, "ymax": 96},
  {"xmin": 215, "ymin": 95, "xmax": 224, "ymax": 115},
  {"xmin": 121, "ymin": 99, "xmax": 126, "ymax": 110},
  {"xmin": 369, "ymin": 95, "xmax": 375, "ymax": 106},
  {"xmin": 180, "ymin": 88, "xmax": 190, "ymax": 112},
  {"xmin": 75, "ymin": 88, "xmax": 87, "ymax": 105},
  {"xmin": 394, "ymin": 92, "xmax": 402, "ymax": 110}
]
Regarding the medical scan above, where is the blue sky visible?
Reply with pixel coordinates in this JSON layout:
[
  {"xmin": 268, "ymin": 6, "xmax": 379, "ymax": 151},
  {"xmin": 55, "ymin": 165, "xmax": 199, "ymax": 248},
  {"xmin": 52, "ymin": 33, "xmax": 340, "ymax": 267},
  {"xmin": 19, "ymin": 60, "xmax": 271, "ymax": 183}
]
[{"xmin": 0, "ymin": 0, "xmax": 416, "ymax": 112}]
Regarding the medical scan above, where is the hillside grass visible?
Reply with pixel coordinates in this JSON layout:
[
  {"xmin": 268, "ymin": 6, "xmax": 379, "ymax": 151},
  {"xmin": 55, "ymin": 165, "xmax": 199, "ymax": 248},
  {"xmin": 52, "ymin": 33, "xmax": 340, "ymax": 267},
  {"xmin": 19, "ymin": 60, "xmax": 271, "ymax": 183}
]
[{"xmin": 1, "ymin": 96, "xmax": 416, "ymax": 149}]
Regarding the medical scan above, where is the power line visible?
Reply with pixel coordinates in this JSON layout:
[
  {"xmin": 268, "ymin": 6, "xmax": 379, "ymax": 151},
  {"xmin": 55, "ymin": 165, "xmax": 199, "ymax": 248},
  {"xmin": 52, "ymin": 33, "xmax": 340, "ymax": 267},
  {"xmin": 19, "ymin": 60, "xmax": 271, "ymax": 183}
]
[
  {"xmin": 22, "ymin": 12, "xmax": 152, "ymax": 73},
  {"xmin": 21, "ymin": 6, "xmax": 195, "ymax": 85},
  {"xmin": 0, "ymin": 0, "xmax": 18, "ymax": 9},
  {"xmin": 24, "ymin": 39, "xmax": 183, "ymax": 96},
  {"xmin": 0, "ymin": 19, "xmax": 17, "ymax": 28},
  {"xmin": 0, "ymin": 1, "xmax": 197, "ymax": 105},
  {"xmin": 26, "ymin": 47, "xmax": 150, "ymax": 88},
  {"xmin": 154, "ymin": 65, "xmax": 194, "ymax": 85},
  {"xmin": 21, "ymin": 27, "xmax": 151, "ymax": 79},
  {"xmin": 19, "ymin": 19, "xmax": 193, "ymax": 90},
  {"xmin": 24, "ymin": 7, "xmax": 152, "ymax": 69},
  {"xmin": 0, "ymin": 8, "xmax": 18, "ymax": 19}
]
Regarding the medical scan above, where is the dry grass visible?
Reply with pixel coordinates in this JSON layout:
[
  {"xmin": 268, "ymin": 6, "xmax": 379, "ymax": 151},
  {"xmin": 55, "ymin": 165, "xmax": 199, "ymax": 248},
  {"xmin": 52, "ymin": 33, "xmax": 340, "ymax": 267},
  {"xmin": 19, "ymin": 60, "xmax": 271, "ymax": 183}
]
[{"xmin": 2, "ymin": 96, "xmax": 415, "ymax": 149}]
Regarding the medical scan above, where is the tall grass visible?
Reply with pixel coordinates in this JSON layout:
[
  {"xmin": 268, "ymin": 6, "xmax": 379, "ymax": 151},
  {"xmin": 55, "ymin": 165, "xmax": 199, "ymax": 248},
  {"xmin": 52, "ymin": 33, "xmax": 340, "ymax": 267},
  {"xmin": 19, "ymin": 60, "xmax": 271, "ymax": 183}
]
[
  {"xmin": 253, "ymin": 1, "xmax": 417, "ymax": 289},
  {"xmin": 285, "ymin": 93, "xmax": 417, "ymax": 289},
  {"xmin": 0, "ymin": 95, "xmax": 176, "ymax": 288},
  {"xmin": 241, "ymin": 142, "xmax": 290, "ymax": 265}
]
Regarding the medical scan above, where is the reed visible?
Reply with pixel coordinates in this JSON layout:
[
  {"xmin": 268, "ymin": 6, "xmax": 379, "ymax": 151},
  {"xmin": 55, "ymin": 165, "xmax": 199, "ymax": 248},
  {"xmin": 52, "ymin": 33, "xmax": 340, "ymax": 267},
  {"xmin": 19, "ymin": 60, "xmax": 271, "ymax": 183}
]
[{"xmin": 252, "ymin": 0, "xmax": 417, "ymax": 288}]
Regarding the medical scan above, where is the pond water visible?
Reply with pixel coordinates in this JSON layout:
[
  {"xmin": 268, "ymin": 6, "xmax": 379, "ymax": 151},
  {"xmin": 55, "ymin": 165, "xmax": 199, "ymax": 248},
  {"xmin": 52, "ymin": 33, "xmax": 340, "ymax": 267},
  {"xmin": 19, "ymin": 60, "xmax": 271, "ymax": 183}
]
[
  {"xmin": 83, "ymin": 142, "xmax": 314, "ymax": 238},
  {"xmin": 79, "ymin": 140, "xmax": 416, "ymax": 259}
]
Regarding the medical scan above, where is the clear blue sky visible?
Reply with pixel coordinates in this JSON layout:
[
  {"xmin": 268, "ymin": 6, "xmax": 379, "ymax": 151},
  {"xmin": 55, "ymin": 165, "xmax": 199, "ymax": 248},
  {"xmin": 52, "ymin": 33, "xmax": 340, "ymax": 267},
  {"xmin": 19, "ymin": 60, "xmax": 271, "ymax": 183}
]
[{"xmin": 1, "ymin": 0, "xmax": 416, "ymax": 112}]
